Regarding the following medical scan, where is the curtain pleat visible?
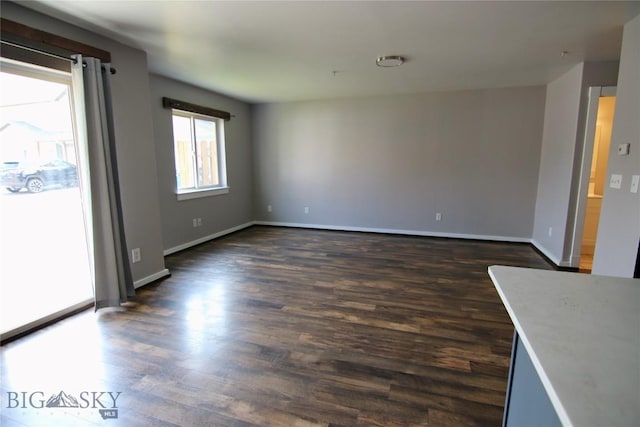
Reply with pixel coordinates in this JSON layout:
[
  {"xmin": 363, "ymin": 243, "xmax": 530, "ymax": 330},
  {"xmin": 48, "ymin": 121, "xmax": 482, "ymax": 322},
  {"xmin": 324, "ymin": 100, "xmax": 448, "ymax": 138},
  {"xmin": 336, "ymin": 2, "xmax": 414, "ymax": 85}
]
[{"xmin": 72, "ymin": 55, "xmax": 134, "ymax": 309}]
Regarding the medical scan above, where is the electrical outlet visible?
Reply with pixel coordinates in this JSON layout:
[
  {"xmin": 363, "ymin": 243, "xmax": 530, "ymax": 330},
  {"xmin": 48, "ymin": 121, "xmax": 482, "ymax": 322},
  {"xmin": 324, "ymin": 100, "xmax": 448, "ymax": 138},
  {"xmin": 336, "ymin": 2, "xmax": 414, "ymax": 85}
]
[
  {"xmin": 548, "ymin": 227, "xmax": 553, "ymax": 237},
  {"xmin": 609, "ymin": 174, "xmax": 622, "ymax": 189},
  {"xmin": 131, "ymin": 248, "xmax": 141, "ymax": 263},
  {"xmin": 197, "ymin": 218, "xmax": 202, "ymax": 227},
  {"xmin": 435, "ymin": 213, "xmax": 442, "ymax": 221},
  {"xmin": 304, "ymin": 206, "xmax": 310, "ymax": 214},
  {"xmin": 192, "ymin": 218, "xmax": 198, "ymax": 227},
  {"xmin": 267, "ymin": 205, "xmax": 272, "ymax": 212}
]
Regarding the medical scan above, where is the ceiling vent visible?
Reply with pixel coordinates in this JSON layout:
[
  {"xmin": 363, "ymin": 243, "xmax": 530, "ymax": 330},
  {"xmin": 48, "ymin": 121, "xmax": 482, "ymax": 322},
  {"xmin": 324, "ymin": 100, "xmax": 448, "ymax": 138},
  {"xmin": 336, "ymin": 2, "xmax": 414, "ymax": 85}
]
[{"xmin": 376, "ymin": 55, "xmax": 406, "ymax": 67}]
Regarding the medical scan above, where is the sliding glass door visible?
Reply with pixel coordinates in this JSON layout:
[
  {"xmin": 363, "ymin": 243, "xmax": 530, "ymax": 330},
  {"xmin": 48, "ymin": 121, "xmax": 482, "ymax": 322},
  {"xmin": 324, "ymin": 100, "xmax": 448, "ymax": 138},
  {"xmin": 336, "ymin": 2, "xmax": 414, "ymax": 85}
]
[{"xmin": 0, "ymin": 58, "xmax": 93, "ymax": 336}]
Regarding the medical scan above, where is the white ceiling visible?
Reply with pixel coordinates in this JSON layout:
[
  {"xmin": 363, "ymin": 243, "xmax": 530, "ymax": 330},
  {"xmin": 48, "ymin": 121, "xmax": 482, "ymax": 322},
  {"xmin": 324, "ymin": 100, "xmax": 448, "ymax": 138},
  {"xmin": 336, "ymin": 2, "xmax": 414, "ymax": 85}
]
[{"xmin": 19, "ymin": 1, "xmax": 640, "ymax": 103}]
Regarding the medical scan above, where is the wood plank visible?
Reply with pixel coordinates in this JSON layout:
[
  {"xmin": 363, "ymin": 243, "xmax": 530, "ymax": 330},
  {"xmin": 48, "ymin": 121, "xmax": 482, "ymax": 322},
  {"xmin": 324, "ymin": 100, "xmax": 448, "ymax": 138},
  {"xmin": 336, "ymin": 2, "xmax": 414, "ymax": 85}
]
[{"xmin": 0, "ymin": 226, "xmax": 554, "ymax": 426}]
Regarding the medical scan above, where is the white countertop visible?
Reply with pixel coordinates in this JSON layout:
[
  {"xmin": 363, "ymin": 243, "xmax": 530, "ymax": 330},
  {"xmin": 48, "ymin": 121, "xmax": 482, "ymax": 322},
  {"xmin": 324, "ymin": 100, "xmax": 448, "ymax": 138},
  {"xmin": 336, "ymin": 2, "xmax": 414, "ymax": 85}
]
[{"xmin": 488, "ymin": 266, "xmax": 640, "ymax": 427}]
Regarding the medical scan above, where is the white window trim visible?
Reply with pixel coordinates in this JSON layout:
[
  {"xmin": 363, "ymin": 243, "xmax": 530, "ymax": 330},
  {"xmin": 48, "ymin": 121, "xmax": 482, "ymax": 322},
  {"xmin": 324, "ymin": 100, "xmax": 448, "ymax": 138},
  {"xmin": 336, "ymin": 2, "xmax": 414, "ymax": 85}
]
[{"xmin": 177, "ymin": 186, "xmax": 230, "ymax": 201}]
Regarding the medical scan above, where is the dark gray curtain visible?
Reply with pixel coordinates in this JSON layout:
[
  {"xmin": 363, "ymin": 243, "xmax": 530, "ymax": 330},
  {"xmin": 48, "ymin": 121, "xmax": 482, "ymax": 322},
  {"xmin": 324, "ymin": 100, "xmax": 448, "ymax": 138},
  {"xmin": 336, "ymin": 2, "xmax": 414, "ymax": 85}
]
[{"xmin": 72, "ymin": 55, "xmax": 134, "ymax": 309}]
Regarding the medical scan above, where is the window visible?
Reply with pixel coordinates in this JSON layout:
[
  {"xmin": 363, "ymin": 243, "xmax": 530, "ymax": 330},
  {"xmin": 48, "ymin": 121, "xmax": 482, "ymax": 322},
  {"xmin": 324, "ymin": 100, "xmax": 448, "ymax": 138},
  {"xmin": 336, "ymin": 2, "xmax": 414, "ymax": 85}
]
[
  {"xmin": 171, "ymin": 110, "xmax": 228, "ymax": 200},
  {"xmin": 1, "ymin": 56, "xmax": 93, "ymax": 339}
]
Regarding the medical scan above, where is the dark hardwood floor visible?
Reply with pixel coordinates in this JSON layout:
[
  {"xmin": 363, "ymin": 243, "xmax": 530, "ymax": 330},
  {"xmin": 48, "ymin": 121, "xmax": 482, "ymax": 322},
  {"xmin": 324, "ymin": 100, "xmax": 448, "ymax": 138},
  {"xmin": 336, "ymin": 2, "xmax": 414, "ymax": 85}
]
[{"xmin": 1, "ymin": 226, "xmax": 553, "ymax": 426}]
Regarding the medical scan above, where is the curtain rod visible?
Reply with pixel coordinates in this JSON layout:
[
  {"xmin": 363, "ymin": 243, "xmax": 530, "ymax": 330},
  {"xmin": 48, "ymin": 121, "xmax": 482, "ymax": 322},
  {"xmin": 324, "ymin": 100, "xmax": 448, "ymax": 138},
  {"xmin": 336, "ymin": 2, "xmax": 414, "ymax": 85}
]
[
  {"xmin": 83, "ymin": 62, "xmax": 117, "ymax": 75},
  {"xmin": 1, "ymin": 39, "xmax": 117, "ymax": 74},
  {"xmin": 1, "ymin": 39, "xmax": 77, "ymax": 63}
]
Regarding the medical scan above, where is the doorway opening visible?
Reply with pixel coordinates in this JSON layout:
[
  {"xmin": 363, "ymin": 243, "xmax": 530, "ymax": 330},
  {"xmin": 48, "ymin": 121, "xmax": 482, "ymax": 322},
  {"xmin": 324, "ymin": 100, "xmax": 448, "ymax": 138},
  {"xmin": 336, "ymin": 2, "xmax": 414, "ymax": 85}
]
[
  {"xmin": 570, "ymin": 86, "xmax": 617, "ymax": 273},
  {"xmin": 0, "ymin": 58, "xmax": 93, "ymax": 338}
]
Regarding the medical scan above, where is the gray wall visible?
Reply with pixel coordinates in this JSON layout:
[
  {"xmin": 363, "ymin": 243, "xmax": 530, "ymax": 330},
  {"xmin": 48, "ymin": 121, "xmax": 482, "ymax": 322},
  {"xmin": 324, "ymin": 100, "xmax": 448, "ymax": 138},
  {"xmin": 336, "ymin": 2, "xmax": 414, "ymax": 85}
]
[
  {"xmin": 253, "ymin": 87, "xmax": 546, "ymax": 239},
  {"xmin": 3, "ymin": 2, "xmax": 167, "ymax": 283},
  {"xmin": 531, "ymin": 64, "xmax": 584, "ymax": 264},
  {"xmin": 531, "ymin": 62, "xmax": 619, "ymax": 266},
  {"xmin": 148, "ymin": 75, "xmax": 254, "ymax": 252},
  {"xmin": 593, "ymin": 15, "xmax": 640, "ymax": 277},
  {"xmin": 7, "ymin": 2, "xmax": 636, "ymax": 277}
]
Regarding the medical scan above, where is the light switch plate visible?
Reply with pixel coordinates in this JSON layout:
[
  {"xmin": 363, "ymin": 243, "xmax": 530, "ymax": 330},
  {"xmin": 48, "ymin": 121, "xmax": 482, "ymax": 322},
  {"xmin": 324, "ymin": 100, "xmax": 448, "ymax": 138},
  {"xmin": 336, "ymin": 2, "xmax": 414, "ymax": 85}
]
[
  {"xmin": 631, "ymin": 175, "xmax": 640, "ymax": 193},
  {"xmin": 609, "ymin": 174, "xmax": 622, "ymax": 189},
  {"xmin": 617, "ymin": 143, "xmax": 630, "ymax": 155},
  {"xmin": 131, "ymin": 248, "xmax": 141, "ymax": 263}
]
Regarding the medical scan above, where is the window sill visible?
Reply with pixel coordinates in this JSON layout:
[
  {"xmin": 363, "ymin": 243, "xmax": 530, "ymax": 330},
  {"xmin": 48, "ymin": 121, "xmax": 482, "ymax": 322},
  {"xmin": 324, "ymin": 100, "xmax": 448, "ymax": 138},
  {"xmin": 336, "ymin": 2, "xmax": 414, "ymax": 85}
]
[{"xmin": 177, "ymin": 186, "xmax": 229, "ymax": 201}]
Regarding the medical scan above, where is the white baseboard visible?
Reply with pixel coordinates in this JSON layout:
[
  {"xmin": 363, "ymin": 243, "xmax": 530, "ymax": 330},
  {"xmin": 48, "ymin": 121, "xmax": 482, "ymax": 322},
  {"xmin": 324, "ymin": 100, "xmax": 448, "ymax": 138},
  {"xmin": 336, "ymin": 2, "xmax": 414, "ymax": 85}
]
[
  {"xmin": 134, "ymin": 268, "xmax": 171, "ymax": 289},
  {"xmin": 162, "ymin": 220, "xmax": 554, "ymax": 266},
  {"xmin": 163, "ymin": 221, "xmax": 255, "ymax": 256},
  {"xmin": 254, "ymin": 221, "xmax": 531, "ymax": 243},
  {"xmin": 530, "ymin": 239, "xmax": 572, "ymax": 267}
]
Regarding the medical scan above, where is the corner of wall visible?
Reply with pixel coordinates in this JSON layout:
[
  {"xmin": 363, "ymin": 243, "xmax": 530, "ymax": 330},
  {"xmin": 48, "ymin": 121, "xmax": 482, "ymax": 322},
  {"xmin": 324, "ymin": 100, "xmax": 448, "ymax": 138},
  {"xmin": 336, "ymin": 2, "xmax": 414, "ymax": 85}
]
[
  {"xmin": 532, "ymin": 63, "xmax": 584, "ymax": 264},
  {"xmin": 592, "ymin": 14, "xmax": 640, "ymax": 277}
]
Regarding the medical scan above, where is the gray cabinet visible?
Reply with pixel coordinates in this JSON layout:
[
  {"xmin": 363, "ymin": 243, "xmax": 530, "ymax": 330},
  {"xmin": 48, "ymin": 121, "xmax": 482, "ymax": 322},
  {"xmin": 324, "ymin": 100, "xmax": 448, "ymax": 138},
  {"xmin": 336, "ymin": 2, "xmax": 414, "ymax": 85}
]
[
  {"xmin": 503, "ymin": 333, "xmax": 562, "ymax": 427},
  {"xmin": 488, "ymin": 266, "xmax": 639, "ymax": 427}
]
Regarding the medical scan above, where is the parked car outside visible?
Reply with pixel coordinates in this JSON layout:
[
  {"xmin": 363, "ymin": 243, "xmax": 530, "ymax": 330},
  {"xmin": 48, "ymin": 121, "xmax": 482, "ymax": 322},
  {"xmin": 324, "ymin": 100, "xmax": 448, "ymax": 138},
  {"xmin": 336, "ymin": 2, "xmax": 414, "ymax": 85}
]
[{"xmin": 1, "ymin": 159, "xmax": 78, "ymax": 193}]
